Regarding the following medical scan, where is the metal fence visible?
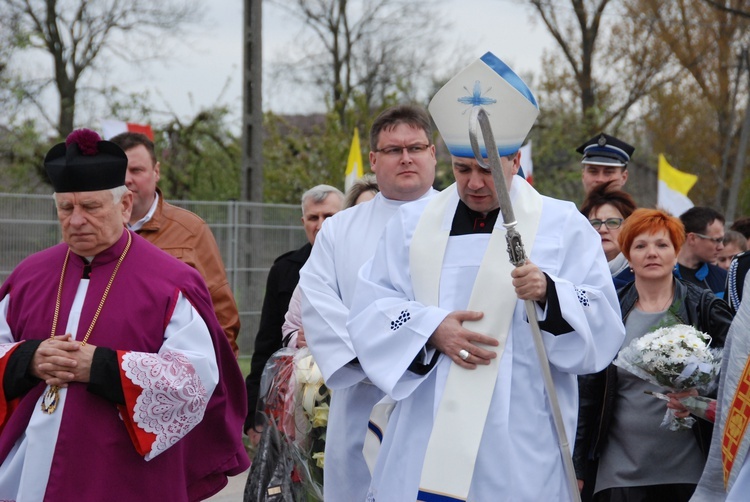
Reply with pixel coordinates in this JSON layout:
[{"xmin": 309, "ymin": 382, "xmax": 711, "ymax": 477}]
[{"xmin": 0, "ymin": 193, "xmax": 308, "ymax": 359}]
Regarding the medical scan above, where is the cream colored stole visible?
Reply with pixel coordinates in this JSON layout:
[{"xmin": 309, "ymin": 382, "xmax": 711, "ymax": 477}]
[{"xmin": 413, "ymin": 180, "xmax": 542, "ymax": 501}]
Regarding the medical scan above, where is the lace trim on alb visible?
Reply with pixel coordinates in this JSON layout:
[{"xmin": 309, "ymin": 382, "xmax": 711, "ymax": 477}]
[{"xmin": 122, "ymin": 350, "xmax": 207, "ymax": 460}]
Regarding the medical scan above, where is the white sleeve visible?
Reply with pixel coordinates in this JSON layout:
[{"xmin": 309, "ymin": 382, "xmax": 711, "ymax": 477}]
[
  {"xmin": 299, "ymin": 221, "xmax": 363, "ymax": 388},
  {"xmin": 0, "ymin": 295, "xmax": 20, "ymax": 357},
  {"xmin": 347, "ymin": 209, "xmax": 450, "ymax": 400},
  {"xmin": 120, "ymin": 291, "xmax": 219, "ymax": 460},
  {"xmin": 530, "ymin": 204, "xmax": 625, "ymax": 375}
]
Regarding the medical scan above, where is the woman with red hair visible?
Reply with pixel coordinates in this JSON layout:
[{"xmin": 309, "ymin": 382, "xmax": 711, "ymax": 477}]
[{"xmin": 574, "ymin": 208, "xmax": 733, "ymax": 501}]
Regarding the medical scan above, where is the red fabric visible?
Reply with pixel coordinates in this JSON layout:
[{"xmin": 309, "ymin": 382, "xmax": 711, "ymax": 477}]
[
  {"xmin": 117, "ymin": 349, "xmax": 158, "ymax": 457},
  {"xmin": 722, "ymin": 356, "xmax": 750, "ymax": 486},
  {"xmin": 127, "ymin": 123, "xmax": 154, "ymax": 140},
  {"xmin": 0, "ymin": 343, "xmax": 21, "ymax": 435}
]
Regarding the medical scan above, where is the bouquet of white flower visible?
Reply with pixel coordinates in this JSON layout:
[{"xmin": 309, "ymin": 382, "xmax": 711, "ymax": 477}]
[{"xmin": 613, "ymin": 324, "xmax": 722, "ymax": 431}]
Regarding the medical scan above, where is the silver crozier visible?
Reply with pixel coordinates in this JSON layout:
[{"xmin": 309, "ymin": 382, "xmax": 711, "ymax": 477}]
[{"xmin": 468, "ymin": 106, "xmax": 581, "ymax": 502}]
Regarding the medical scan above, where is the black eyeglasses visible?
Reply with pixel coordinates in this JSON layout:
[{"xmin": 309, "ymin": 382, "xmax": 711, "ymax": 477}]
[
  {"xmin": 589, "ymin": 218, "xmax": 624, "ymax": 230},
  {"xmin": 693, "ymin": 232, "xmax": 724, "ymax": 245},
  {"xmin": 374, "ymin": 144, "xmax": 430, "ymax": 156}
]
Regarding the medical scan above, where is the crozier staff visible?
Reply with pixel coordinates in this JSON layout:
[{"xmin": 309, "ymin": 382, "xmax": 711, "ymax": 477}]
[{"xmin": 0, "ymin": 129, "xmax": 248, "ymax": 501}]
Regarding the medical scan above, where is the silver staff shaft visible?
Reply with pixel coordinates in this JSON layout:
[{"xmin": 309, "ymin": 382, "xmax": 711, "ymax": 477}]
[{"xmin": 468, "ymin": 107, "xmax": 581, "ymax": 502}]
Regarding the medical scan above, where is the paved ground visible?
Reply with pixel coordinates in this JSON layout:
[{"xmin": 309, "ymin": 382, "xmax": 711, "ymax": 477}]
[{"xmin": 206, "ymin": 468, "xmax": 250, "ymax": 501}]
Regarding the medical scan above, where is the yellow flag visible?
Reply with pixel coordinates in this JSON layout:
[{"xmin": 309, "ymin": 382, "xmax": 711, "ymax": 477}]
[
  {"xmin": 658, "ymin": 154, "xmax": 697, "ymax": 195},
  {"xmin": 657, "ymin": 154, "xmax": 697, "ymax": 216},
  {"xmin": 345, "ymin": 129, "xmax": 364, "ymax": 192}
]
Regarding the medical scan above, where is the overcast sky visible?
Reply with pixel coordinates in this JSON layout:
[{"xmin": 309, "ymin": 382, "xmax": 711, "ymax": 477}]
[
  {"xmin": 9, "ymin": 0, "xmax": 562, "ymax": 131},
  {"xmin": 100, "ymin": 0, "xmax": 558, "ymax": 126}
]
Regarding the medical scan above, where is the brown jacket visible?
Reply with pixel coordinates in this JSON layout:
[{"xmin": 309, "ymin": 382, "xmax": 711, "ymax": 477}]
[{"xmin": 136, "ymin": 189, "xmax": 240, "ymax": 355}]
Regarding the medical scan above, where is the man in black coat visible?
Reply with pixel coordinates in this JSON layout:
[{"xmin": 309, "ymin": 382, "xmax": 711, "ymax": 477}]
[{"xmin": 244, "ymin": 185, "xmax": 344, "ymax": 445}]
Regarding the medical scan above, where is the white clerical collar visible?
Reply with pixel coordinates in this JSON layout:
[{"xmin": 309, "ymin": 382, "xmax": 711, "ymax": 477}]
[{"xmin": 128, "ymin": 192, "xmax": 159, "ymax": 231}]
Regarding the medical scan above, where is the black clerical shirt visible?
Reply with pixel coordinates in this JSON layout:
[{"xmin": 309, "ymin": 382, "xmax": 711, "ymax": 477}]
[{"xmin": 450, "ymin": 200, "xmax": 500, "ymax": 235}]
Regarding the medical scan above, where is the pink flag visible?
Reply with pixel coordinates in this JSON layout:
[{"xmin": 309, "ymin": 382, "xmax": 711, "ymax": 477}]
[{"xmin": 101, "ymin": 119, "xmax": 154, "ymax": 141}]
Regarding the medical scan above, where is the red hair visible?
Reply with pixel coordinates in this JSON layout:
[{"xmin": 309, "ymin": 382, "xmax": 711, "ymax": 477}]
[{"xmin": 618, "ymin": 208, "xmax": 685, "ymax": 261}]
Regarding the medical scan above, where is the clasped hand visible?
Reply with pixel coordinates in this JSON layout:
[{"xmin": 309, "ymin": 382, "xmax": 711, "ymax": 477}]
[{"xmin": 31, "ymin": 333, "xmax": 95, "ymax": 386}]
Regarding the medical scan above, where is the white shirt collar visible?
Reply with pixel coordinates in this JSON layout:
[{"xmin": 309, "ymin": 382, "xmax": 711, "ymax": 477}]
[{"xmin": 128, "ymin": 192, "xmax": 159, "ymax": 232}]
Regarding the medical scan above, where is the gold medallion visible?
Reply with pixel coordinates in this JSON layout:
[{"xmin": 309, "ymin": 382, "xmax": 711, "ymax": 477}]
[{"xmin": 41, "ymin": 385, "xmax": 60, "ymax": 414}]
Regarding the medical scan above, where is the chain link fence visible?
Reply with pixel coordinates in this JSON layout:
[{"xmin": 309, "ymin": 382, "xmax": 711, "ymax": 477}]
[{"xmin": 0, "ymin": 193, "xmax": 308, "ymax": 359}]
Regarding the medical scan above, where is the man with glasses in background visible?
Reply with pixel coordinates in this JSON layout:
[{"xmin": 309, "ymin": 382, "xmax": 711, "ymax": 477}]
[{"xmin": 675, "ymin": 206, "xmax": 727, "ymax": 297}]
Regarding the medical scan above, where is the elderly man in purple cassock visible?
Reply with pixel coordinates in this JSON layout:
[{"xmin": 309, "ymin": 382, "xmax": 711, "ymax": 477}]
[{"xmin": 0, "ymin": 129, "xmax": 249, "ymax": 501}]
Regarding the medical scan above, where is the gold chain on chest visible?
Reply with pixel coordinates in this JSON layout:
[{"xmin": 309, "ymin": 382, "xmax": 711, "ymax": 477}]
[
  {"xmin": 49, "ymin": 232, "xmax": 132, "ymax": 344},
  {"xmin": 41, "ymin": 231, "xmax": 132, "ymax": 414}
]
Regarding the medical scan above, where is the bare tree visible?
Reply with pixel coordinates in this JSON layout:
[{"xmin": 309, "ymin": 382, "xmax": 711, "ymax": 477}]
[
  {"xmin": 528, "ymin": 0, "xmax": 677, "ymax": 134},
  {"xmin": 0, "ymin": 7, "xmax": 24, "ymax": 115},
  {"xmin": 2, "ymin": 0, "xmax": 203, "ymax": 136},
  {"xmin": 269, "ymin": 0, "xmax": 445, "ymax": 126},
  {"xmin": 630, "ymin": 0, "xmax": 750, "ymax": 206},
  {"xmin": 702, "ymin": 0, "xmax": 750, "ymax": 19}
]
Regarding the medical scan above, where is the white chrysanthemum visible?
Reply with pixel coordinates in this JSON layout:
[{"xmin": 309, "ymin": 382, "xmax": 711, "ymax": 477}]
[
  {"xmin": 614, "ymin": 324, "xmax": 721, "ymax": 394},
  {"xmin": 671, "ymin": 349, "xmax": 689, "ymax": 362}
]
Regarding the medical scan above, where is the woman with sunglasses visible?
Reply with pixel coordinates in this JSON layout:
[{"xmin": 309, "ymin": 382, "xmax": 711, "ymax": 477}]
[
  {"xmin": 574, "ymin": 209, "xmax": 733, "ymax": 502},
  {"xmin": 580, "ymin": 182, "xmax": 638, "ymax": 289}
]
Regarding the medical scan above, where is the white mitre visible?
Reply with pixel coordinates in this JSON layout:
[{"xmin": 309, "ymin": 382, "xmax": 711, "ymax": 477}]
[{"xmin": 428, "ymin": 51, "xmax": 539, "ymax": 157}]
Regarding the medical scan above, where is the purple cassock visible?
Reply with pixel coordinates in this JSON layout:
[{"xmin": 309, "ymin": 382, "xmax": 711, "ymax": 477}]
[{"xmin": 0, "ymin": 230, "xmax": 249, "ymax": 501}]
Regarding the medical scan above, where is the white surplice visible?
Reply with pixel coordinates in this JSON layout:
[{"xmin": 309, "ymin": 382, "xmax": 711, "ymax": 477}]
[
  {"xmin": 347, "ymin": 181, "xmax": 625, "ymax": 501},
  {"xmin": 299, "ymin": 190, "xmax": 436, "ymax": 502}
]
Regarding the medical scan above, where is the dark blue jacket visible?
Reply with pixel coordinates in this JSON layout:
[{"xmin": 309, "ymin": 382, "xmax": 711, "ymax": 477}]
[{"xmin": 674, "ymin": 262, "xmax": 726, "ymax": 299}]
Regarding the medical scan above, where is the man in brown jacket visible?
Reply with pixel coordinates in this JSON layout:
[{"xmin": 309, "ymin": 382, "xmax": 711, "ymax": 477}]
[{"xmin": 111, "ymin": 132, "xmax": 240, "ymax": 355}]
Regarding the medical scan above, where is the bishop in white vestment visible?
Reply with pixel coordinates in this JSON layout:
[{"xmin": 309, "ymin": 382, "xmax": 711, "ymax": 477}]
[{"xmin": 346, "ymin": 52, "xmax": 625, "ymax": 502}]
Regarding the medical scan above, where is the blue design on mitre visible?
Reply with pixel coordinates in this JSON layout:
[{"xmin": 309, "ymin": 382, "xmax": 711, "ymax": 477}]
[{"xmin": 429, "ymin": 52, "xmax": 539, "ymax": 158}]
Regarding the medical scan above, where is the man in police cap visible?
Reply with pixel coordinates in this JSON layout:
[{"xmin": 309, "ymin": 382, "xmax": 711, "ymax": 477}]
[
  {"xmin": 578, "ymin": 133, "xmax": 635, "ymax": 194},
  {"xmin": 0, "ymin": 129, "xmax": 248, "ymax": 500},
  {"xmin": 347, "ymin": 52, "xmax": 624, "ymax": 501}
]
